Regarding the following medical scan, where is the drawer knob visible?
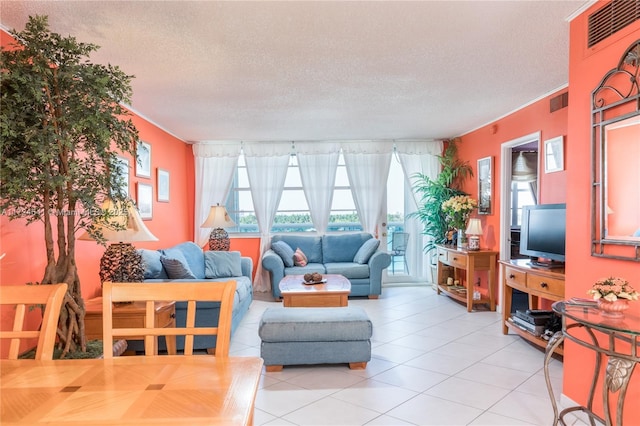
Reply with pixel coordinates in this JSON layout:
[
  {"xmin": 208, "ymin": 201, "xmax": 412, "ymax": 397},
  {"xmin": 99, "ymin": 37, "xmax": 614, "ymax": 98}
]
[
  {"xmin": 540, "ymin": 282, "xmax": 549, "ymax": 288},
  {"xmin": 509, "ymin": 274, "xmax": 515, "ymax": 279},
  {"xmin": 170, "ymin": 313, "xmax": 176, "ymax": 319},
  {"xmin": 452, "ymin": 257, "xmax": 458, "ymax": 261}
]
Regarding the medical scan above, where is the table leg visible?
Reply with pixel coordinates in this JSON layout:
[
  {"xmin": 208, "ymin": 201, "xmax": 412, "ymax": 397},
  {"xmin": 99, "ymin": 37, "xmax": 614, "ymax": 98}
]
[
  {"xmin": 502, "ymin": 284, "xmax": 513, "ymax": 334},
  {"xmin": 544, "ymin": 331, "xmax": 564, "ymax": 426},
  {"xmin": 488, "ymin": 254, "xmax": 496, "ymax": 311},
  {"xmin": 467, "ymin": 257, "xmax": 475, "ymax": 312},
  {"xmin": 604, "ymin": 357, "xmax": 637, "ymax": 426}
]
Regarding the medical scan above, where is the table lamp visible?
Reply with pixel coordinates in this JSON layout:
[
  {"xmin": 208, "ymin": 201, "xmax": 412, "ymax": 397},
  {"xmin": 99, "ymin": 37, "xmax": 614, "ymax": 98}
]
[
  {"xmin": 79, "ymin": 199, "xmax": 158, "ymax": 282},
  {"xmin": 201, "ymin": 204, "xmax": 236, "ymax": 251},
  {"xmin": 465, "ymin": 218, "xmax": 483, "ymax": 251}
]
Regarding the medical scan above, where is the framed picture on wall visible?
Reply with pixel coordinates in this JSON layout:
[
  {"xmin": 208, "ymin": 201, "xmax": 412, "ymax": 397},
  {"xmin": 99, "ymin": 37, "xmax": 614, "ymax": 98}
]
[
  {"xmin": 135, "ymin": 141, "xmax": 151, "ymax": 178},
  {"xmin": 157, "ymin": 168, "xmax": 170, "ymax": 202},
  {"xmin": 114, "ymin": 156, "xmax": 130, "ymax": 197},
  {"xmin": 477, "ymin": 156, "xmax": 492, "ymax": 215},
  {"xmin": 137, "ymin": 182, "xmax": 153, "ymax": 220},
  {"xmin": 544, "ymin": 136, "xmax": 564, "ymax": 173}
]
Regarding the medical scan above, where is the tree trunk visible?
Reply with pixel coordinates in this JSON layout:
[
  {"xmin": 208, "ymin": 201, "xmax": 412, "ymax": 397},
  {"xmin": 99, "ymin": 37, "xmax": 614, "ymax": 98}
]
[{"xmin": 41, "ymin": 198, "xmax": 87, "ymax": 358}]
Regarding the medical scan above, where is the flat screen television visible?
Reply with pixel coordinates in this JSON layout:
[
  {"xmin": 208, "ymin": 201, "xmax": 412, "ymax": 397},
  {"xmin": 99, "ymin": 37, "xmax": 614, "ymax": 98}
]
[{"xmin": 519, "ymin": 203, "xmax": 566, "ymax": 268}]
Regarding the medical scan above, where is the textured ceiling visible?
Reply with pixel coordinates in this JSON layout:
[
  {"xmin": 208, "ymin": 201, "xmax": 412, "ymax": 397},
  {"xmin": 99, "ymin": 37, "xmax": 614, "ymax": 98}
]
[{"xmin": 0, "ymin": 1, "xmax": 590, "ymax": 143}]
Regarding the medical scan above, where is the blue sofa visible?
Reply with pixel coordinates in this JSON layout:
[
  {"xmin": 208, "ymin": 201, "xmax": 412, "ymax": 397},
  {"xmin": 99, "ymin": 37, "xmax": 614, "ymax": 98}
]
[
  {"xmin": 133, "ymin": 242, "xmax": 253, "ymax": 353},
  {"xmin": 262, "ymin": 233, "xmax": 391, "ymax": 300}
]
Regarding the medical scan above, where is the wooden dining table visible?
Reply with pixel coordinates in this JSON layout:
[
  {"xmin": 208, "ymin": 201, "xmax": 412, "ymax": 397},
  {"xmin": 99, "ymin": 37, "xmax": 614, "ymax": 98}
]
[{"xmin": 0, "ymin": 355, "xmax": 263, "ymax": 425}]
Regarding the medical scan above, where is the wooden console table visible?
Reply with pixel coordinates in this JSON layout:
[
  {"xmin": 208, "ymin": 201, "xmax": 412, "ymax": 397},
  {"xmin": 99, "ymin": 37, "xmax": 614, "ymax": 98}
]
[
  {"xmin": 436, "ymin": 245, "xmax": 498, "ymax": 312},
  {"xmin": 500, "ymin": 259, "xmax": 565, "ymax": 352},
  {"xmin": 84, "ymin": 297, "xmax": 177, "ymax": 355}
]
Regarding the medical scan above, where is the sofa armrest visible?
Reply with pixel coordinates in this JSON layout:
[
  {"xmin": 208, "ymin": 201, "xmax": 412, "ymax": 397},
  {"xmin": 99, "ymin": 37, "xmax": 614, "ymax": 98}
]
[
  {"xmin": 262, "ymin": 249, "xmax": 285, "ymax": 297},
  {"xmin": 240, "ymin": 257, "xmax": 253, "ymax": 281},
  {"xmin": 368, "ymin": 250, "xmax": 392, "ymax": 296}
]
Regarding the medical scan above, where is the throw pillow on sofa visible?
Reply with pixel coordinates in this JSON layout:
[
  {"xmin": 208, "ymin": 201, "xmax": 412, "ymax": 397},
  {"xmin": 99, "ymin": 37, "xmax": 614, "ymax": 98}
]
[
  {"xmin": 139, "ymin": 249, "xmax": 165, "ymax": 279},
  {"xmin": 204, "ymin": 251, "xmax": 243, "ymax": 278},
  {"xmin": 272, "ymin": 240, "xmax": 295, "ymax": 267},
  {"xmin": 353, "ymin": 238, "xmax": 380, "ymax": 264},
  {"xmin": 160, "ymin": 251, "xmax": 197, "ymax": 279},
  {"xmin": 293, "ymin": 248, "xmax": 308, "ymax": 266}
]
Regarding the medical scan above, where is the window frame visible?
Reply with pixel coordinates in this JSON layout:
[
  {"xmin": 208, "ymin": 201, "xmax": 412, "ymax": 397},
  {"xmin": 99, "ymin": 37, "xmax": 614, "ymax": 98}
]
[{"xmin": 226, "ymin": 151, "xmax": 363, "ymax": 234}]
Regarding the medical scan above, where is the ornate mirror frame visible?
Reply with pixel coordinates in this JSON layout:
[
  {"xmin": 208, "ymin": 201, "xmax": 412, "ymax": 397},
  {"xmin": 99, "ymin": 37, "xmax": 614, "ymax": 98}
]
[{"xmin": 591, "ymin": 39, "xmax": 640, "ymax": 262}]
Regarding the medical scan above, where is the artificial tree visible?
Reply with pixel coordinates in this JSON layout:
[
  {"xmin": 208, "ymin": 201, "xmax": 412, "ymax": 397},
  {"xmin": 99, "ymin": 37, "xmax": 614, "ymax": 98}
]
[
  {"xmin": 0, "ymin": 16, "xmax": 139, "ymax": 357},
  {"xmin": 410, "ymin": 137, "xmax": 473, "ymax": 254}
]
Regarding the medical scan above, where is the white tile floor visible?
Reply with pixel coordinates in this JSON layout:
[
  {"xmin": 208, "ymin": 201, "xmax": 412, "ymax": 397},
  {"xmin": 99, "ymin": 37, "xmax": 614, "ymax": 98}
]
[{"xmin": 229, "ymin": 285, "xmax": 593, "ymax": 426}]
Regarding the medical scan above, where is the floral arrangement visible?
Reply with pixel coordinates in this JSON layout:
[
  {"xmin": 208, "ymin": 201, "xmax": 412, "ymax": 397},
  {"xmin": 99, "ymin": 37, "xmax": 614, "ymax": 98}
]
[
  {"xmin": 441, "ymin": 195, "xmax": 477, "ymax": 230},
  {"xmin": 587, "ymin": 277, "xmax": 638, "ymax": 302}
]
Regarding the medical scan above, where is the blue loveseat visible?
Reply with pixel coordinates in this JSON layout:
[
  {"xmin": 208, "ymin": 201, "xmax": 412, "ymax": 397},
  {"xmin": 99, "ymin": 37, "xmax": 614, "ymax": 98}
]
[
  {"xmin": 133, "ymin": 242, "xmax": 253, "ymax": 353},
  {"xmin": 262, "ymin": 233, "xmax": 391, "ymax": 300}
]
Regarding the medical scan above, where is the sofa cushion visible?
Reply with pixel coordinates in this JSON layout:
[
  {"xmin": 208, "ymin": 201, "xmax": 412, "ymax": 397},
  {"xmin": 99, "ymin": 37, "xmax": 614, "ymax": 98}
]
[
  {"xmin": 139, "ymin": 249, "xmax": 167, "ymax": 279},
  {"xmin": 284, "ymin": 263, "xmax": 326, "ymax": 276},
  {"xmin": 324, "ymin": 262, "xmax": 370, "ymax": 279},
  {"xmin": 272, "ymin": 235, "xmax": 323, "ymax": 264},
  {"xmin": 322, "ymin": 233, "xmax": 373, "ymax": 263},
  {"xmin": 160, "ymin": 254, "xmax": 197, "ymax": 279},
  {"xmin": 161, "ymin": 242, "xmax": 206, "ymax": 279},
  {"xmin": 204, "ymin": 251, "xmax": 243, "ymax": 278},
  {"xmin": 353, "ymin": 238, "xmax": 380, "ymax": 264},
  {"xmin": 272, "ymin": 241, "xmax": 295, "ymax": 267},
  {"xmin": 293, "ymin": 248, "xmax": 308, "ymax": 267}
]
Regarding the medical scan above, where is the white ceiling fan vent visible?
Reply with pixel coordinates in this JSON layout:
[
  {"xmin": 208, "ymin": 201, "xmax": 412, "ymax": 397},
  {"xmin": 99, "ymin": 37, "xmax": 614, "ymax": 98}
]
[{"xmin": 588, "ymin": 0, "xmax": 639, "ymax": 48}]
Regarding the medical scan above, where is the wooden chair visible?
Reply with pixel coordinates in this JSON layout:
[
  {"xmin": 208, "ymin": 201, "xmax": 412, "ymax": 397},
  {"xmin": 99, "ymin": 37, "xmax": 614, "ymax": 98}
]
[
  {"xmin": 102, "ymin": 280, "xmax": 236, "ymax": 358},
  {"xmin": 0, "ymin": 283, "xmax": 68, "ymax": 360}
]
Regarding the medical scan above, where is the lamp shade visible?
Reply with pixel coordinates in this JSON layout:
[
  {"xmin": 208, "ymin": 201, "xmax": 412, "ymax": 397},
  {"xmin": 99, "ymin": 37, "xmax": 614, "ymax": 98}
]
[
  {"xmin": 79, "ymin": 199, "xmax": 158, "ymax": 243},
  {"xmin": 200, "ymin": 204, "xmax": 236, "ymax": 229},
  {"xmin": 465, "ymin": 218, "xmax": 483, "ymax": 236},
  {"xmin": 79, "ymin": 199, "xmax": 157, "ymax": 283},
  {"xmin": 512, "ymin": 151, "xmax": 537, "ymax": 181}
]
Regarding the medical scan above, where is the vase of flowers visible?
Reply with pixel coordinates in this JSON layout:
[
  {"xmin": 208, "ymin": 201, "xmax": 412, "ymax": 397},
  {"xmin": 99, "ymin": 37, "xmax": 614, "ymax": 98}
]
[
  {"xmin": 442, "ymin": 195, "xmax": 477, "ymax": 249},
  {"xmin": 587, "ymin": 277, "xmax": 638, "ymax": 319}
]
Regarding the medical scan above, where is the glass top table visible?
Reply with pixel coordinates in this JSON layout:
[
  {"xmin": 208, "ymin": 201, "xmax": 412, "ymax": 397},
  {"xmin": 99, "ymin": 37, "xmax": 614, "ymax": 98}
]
[
  {"xmin": 555, "ymin": 301, "xmax": 640, "ymax": 335},
  {"xmin": 544, "ymin": 301, "xmax": 639, "ymax": 426}
]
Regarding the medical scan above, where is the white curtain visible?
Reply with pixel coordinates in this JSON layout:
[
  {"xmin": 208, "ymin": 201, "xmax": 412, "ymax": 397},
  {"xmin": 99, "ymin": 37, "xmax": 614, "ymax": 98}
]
[
  {"xmin": 342, "ymin": 141, "xmax": 394, "ymax": 236},
  {"xmin": 244, "ymin": 142, "xmax": 291, "ymax": 292},
  {"xmin": 295, "ymin": 142, "xmax": 341, "ymax": 234},
  {"xmin": 193, "ymin": 142, "xmax": 241, "ymax": 246},
  {"xmin": 396, "ymin": 140, "xmax": 443, "ymax": 281}
]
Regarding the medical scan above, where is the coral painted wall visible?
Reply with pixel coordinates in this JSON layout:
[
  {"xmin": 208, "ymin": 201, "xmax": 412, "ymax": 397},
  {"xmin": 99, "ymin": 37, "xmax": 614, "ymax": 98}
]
[
  {"xmin": 565, "ymin": 5, "xmax": 640, "ymax": 423},
  {"xmin": 0, "ymin": 117, "xmax": 192, "ymax": 296},
  {"xmin": 0, "ymin": 28, "xmax": 193, "ymax": 357},
  {"xmin": 457, "ymin": 91, "xmax": 568, "ymax": 253},
  {"xmin": 457, "ymin": 4, "xmax": 639, "ymax": 422}
]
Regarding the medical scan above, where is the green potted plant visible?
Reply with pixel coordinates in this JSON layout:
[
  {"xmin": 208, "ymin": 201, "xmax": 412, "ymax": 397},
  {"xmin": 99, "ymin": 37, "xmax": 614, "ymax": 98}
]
[
  {"xmin": 409, "ymin": 137, "xmax": 473, "ymax": 254},
  {"xmin": 1, "ymin": 16, "xmax": 139, "ymax": 357}
]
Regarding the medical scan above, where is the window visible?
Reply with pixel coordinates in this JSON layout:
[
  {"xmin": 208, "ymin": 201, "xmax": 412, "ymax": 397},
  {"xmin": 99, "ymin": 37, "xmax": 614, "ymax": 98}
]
[
  {"xmin": 226, "ymin": 151, "xmax": 362, "ymax": 233},
  {"xmin": 510, "ymin": 181, "xmax": 536, "ymax": 227}
]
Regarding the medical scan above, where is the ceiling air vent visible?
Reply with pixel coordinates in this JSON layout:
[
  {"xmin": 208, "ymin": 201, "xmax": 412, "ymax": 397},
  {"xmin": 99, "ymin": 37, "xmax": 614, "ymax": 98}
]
[{"xmin": 588, "ymin": 0, "xmax": 639, "ymax": 48}]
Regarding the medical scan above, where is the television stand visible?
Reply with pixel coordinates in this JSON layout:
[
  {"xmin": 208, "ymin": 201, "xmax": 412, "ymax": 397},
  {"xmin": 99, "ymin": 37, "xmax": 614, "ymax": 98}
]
[{"xmin": 500, "ymin": 259, "xmax": 565, "ymax": 354}]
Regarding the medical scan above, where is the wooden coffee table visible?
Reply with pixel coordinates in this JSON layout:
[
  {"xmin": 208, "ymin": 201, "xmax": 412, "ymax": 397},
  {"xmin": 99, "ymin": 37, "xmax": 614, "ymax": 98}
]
[
  {"xmin": 279, "ymin": 274, "xmax": 351, "ymax": 307},
  {"xmin": 84, "ymin": 297, "xmax": 177, "ymax": 355}
]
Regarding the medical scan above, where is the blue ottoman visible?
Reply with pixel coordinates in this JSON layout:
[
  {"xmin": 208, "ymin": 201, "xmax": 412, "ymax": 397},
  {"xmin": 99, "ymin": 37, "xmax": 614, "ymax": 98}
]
[{"xmin": 259, "ymin": 306, "xmax": 372, "ymax": 371}]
